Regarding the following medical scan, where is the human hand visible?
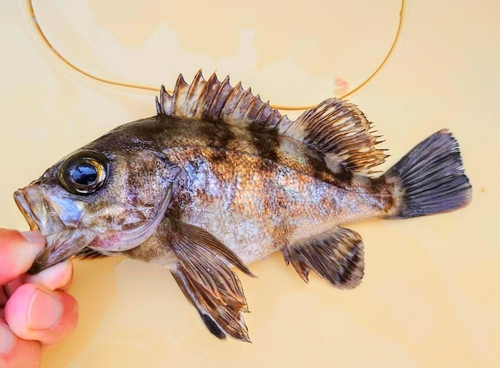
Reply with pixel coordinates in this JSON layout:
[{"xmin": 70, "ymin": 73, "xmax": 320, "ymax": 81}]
[{"xmin": 0, "ymin": 229, "xmax": 78, "ymax": 367}]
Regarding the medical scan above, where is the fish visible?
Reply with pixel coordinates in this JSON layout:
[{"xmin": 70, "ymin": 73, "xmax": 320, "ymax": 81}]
[{"xmin": 13, "ymin": 71, "xmax": 472, "ymax": 342}]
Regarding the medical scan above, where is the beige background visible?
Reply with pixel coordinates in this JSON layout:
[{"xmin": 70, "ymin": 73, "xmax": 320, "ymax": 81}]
[{"xmin": 1, "ymin": 0, "xmax": 499, "ymax": 367}]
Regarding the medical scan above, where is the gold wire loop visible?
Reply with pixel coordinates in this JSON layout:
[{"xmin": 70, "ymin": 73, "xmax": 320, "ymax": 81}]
[{"xmin": 26, "ymin": 0, "xmax": 405, "ymax": 112}]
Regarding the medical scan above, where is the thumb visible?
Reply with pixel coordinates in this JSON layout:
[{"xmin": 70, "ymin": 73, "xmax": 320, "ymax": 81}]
[{"xmin": 0, "ymin": 229, "xmax": 45, "ymax": 285}]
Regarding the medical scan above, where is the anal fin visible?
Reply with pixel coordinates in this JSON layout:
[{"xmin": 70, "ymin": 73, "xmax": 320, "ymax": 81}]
[
  {"xmin": 282, "ymin": 227, "xmax": 365, "ymax": 290},
  {"xmin": 166, "ymin": 219, "xmax": 254, "ymax": 342}
]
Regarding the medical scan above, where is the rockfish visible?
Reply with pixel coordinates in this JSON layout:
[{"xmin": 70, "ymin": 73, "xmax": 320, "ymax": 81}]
[{"xmin": 14, "ymin": 71, "xmax": 472, "ymax": 341}]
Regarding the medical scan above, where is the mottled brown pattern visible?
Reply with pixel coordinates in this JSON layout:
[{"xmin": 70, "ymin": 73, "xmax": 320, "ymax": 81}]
[
  {"xmin": 157, "ymin": 71, "xmax": 387, "ymax": 178},
  {"xmin": 116, "ymin": 116, "xmax": 367, "ymax": 190},
  {"xmin": 160, "ymin": 144, "xmax": 390, "ymax": 265}
]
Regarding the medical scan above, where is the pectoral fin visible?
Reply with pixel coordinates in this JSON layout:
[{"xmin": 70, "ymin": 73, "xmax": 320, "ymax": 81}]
[
  {"xmin": 166, "ymin": 219, "xmax": 254, "ymax": 342},
  {"xmin": 282, "ymin": 227, "xmax": 365, "ymax": 289}
]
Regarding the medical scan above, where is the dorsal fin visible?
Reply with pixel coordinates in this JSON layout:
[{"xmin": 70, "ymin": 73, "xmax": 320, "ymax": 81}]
[
  {"xmin": 156, "ymin": 71, "xmax": 387, "ymax": 173},
  {"xmin": 279, "ymin": 99, "xmax": 388, "ymax": 173},
  {"xmin": 156, "ymin": 70, "xmax": 290, "ymax": 130}
]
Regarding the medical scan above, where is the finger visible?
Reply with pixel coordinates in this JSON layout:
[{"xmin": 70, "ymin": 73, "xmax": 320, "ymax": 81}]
[
  {"xmin": 4, "ymin": 284, "xmax": 78, "ymax": 346},
  {"xmin": 5, "ymin": 261, "xmax": 74, "ymax": 297},
  {"xmin": 0, "ymin": 230, "xmax": 45, "ymax": 285},
  {"xmin": 0, "ymin": 319, "xmax": 42, "ymax": 368},
  {"xmin": 25, "ymin": 260, "xmax": 73, "ymax": 291},
  {"xmin": 3, "ymin": 276, "xmax": 24, "ymax": 299}
]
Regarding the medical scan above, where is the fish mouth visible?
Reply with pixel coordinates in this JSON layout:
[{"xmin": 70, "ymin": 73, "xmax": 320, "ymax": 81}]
[
  {"xmin": 15, "ymin": 189, "xmax": 44, "ymax": 232},
  {"xmin": 14, "ymin": 188, "xmax": 66, "ymax": 236},
  {"xmin": 14, "ymin": 187, "xmax": 91, "ymax": 275}
]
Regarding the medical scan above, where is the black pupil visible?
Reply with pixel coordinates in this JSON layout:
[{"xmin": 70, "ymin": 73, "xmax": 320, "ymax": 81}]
[{"xmin": 71, "ymin": 162, "xmax": 98, "ymax": 186}]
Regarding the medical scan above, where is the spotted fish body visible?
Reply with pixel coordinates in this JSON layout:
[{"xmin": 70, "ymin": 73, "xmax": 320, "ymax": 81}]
[
  {"xmin": 124, "ymin": 116, "xmax": 389, "ymax": 266},
  {"xmin": 14, "ymin": 71, "xmax": 472, "ymax": 342}
]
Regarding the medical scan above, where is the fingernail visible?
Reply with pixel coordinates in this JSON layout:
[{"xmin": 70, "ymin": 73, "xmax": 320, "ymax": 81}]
[
  {"xmin": 25, "ymin": 261, "xmax": 72, "ymax": 291},
  {"xmin": 27, "ymin": 289, "xmax": 62, "ymax": 330},
  {"xmin": 21, "ymin": 231, "xmax": 45, "ymax": 244},
  {"xmin": 0, "ymin": 323, "xmax": 14, "ymax": 354}
]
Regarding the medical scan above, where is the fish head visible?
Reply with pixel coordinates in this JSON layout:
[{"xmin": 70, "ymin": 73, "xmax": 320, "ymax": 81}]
[{"xmin": 15, "ymin": 133, "xmax": 179, "ymax": 274}]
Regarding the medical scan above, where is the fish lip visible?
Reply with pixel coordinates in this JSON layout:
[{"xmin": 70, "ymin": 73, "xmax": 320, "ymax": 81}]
[
  {"xmin": 14, "ymin": 187, "xmax": 67, "ymax": 236},
  {"xmin": 14, "ymin": 187, "xmax": 86, "ymax": 275},
  {"xmin": 14, "ymin": 189, "xmax": 51, "ymax": 274},
  {"xmin": 14, "ymin": 190, "xmax": 41, "ymax": 232}
]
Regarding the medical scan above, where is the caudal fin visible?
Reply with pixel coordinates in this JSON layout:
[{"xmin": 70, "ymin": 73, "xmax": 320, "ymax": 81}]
[{"xmin": 383, "ymin": 130, "xmax": 472, "ymax": 219}]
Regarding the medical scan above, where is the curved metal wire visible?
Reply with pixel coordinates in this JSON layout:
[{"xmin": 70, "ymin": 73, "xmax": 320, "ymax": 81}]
[{"xmin": 25, "ymin": 0, "xmax": 406, "ymax": 111}]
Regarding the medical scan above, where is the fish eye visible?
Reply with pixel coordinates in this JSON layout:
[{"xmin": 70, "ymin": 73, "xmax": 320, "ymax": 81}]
[{"xmin": 58, "ymin": 151, "xmax": 108, "ymax": 195}]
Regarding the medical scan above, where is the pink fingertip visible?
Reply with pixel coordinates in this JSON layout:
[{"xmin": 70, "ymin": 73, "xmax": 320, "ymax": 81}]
[
  {"xmin": 5, "ymin": 284, "xmax": 78, "ymax": 346},
  {"xmin": 0, "ymin": 236, "xmax": 43, "ymax": 285},
  {"xmin": 27, "ymin": 289, "xmax": 62, "ymax": 331},
  {"xmin": 25, "ymin": 261, "xmax": 73, "ymax": 291}
]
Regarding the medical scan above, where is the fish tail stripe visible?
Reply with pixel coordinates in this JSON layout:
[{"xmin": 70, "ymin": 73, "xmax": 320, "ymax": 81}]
[{"xmin": 383, "ymin": 130, "xmax": 472, "ymax": 218}]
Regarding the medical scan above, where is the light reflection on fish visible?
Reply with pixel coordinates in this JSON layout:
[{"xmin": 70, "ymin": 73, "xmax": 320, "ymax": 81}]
[{"xmin": 14, "ymin": 71, "xmax": 472, "ymax": 341}]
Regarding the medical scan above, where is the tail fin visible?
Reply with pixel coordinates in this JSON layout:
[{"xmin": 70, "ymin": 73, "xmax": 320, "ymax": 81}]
[{"xmin": 383, "ymin": 130, "xmax": 472, "ymax": 219}]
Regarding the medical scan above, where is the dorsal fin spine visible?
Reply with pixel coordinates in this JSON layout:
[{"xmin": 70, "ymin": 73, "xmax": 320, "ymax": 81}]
[
  {"xmin": 172, "ymin": 74, "xmax": 188, "ymax": 115},
  {"xmin": 198, "ymin": 73, "xmax": 218, "ymax": 118},
  {"xmin": 243, "ymin": 94, "xmax": 264, "ymax": 124},
  {"xmin": 254, "ymin": 101, "xmax": 271, "ymax": 127},
  {"xmin": 221, "ymin": 82, "xmax": 246, "ymax": 122},
  {"xmin": 158, "ymin": 85, "xmax": 172, "ymax": 115},
  {"xmin": 208, "ymin": 75, "xmax": 231, "ymax": 120},
  {"xmin": 231, "ymin": 88, "xmax": 253, "ymax": 123},
  {"xmin": 155, "ymin": 70, "xmax": 386, "ymax": 173},
  {"xmin": 185, "ymin": 70, "xmax": 204, "ymax": 117},
  {"xmin": 155, "ymin": 96, "xmax": 162, "ymax": 114}
]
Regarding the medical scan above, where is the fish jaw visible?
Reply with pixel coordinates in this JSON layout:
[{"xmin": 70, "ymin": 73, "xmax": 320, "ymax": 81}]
[
  {"xmin": 28, "ymin": 230, "xmax": 95, "ymax": 274},
  {"xmin": 14, "ymin": 185, "xmax": 94, "ymax": 274}
]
